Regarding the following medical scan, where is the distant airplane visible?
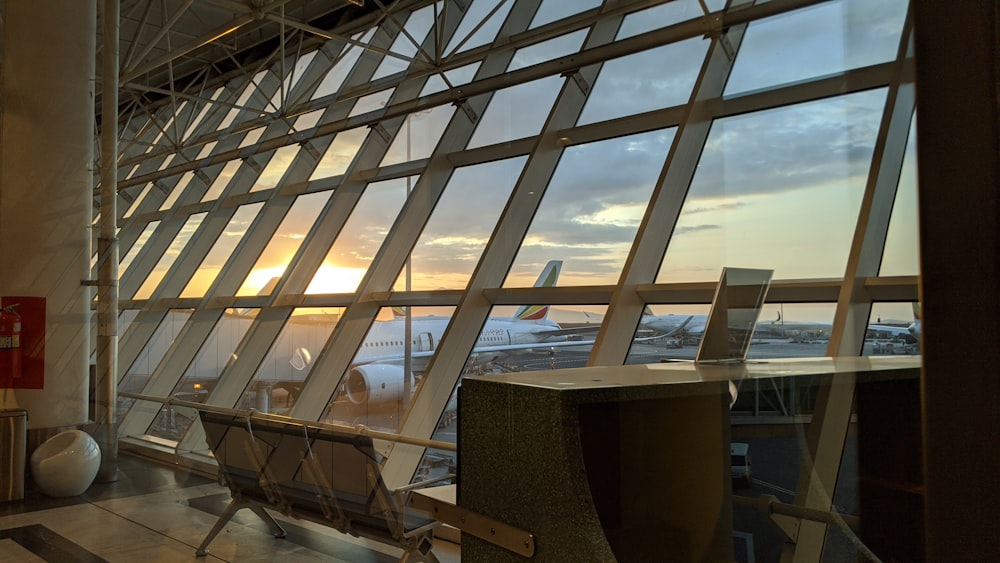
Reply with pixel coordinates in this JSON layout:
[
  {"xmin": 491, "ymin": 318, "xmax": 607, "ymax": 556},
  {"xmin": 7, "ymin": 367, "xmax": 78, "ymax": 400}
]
[
  {"xmin": 641, "ymin": 304, "xmax": 921, "ymax": 345},
  {"xmin": 639, "ymin": 307, "xmax": 704, "ymax": 337},
  {"xmin": 866, "ymin": 303, "xmax": 921, "ymax": 343}
]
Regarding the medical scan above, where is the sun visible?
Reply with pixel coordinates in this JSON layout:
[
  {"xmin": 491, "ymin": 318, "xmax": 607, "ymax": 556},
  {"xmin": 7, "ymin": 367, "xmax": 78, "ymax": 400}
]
[{"xmin": 306, "ymin": 264, "xmax": 368, "ymax": 294}]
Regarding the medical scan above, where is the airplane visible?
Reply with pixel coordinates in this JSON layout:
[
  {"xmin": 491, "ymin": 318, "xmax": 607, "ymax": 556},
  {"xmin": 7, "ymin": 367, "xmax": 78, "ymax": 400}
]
[
  {"xmin": 335, "ymin": 260, "xmax": 599, "ymax": 410},
  {"xmin": 640, "ymin": 303, "xmax": 921, "ymax": 345},
  {"xmin": 168, "ymin": 262, "xmax": 581, "ymax": 420},
  {"xmin": 867, "ymin": 303, "xmax": 921, "ymax": 344},
  {"xmin": 638, "ymin": 307, "xmax": 704, "ymax": 337}
]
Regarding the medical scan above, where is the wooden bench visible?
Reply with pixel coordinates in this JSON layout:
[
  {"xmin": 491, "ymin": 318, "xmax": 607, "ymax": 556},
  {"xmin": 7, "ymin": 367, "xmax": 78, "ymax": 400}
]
[{"xmin": 196, "ymin": 409, "xmax": 443, "ymax": 562}]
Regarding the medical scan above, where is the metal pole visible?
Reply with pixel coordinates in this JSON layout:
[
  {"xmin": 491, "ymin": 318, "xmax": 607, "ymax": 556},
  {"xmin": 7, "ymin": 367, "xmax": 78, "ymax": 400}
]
[
  {"xmin": 95, "ymin": 0, "xmax": 120, "ymax": 483},
  {"xmin": 403, "ymin": 115, "xmax": 412, "ymax": 409},
  {"xmin": 117, "ymin": 392, "xmax": 457, "ymax": 452}
]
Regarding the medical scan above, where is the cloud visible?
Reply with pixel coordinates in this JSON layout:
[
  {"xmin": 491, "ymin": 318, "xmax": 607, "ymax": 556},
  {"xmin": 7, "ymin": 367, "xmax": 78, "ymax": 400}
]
[
  {"xmin": 673, "ymin": 224, "xmax": 721, "ymax": 236},
  {"xmin": 688, "ymin": 88, "xmax": 886, "ymax": 199}
]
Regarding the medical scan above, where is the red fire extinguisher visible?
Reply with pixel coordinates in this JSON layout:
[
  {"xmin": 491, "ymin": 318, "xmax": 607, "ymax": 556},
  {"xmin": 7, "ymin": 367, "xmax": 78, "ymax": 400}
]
[{"xmin": 0, "ymin": 304, "xmax": 22, "ymax": 380}]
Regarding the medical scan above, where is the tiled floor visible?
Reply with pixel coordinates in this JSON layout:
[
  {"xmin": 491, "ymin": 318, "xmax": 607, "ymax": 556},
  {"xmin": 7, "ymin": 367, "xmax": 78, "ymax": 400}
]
[{"xmin": 0, "ymin": 454, "xmax": 460, "ymax": 562}]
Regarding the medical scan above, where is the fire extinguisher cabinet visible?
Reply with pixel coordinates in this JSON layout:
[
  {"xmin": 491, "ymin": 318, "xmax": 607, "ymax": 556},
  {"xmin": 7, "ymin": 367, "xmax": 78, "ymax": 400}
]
[{"xmin": 0, "ymin": 408, "xmax": 27, "ymax": 501}]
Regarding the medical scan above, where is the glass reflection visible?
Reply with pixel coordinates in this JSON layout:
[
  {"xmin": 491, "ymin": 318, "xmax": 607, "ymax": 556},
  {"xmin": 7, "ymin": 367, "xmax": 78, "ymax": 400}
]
[
  {"xmin": 236, "ymin": 307, "xmax": 342, "ymax": 414},
  {"xmin": 117, "ymin": 309, "xmax": 193, "ymax": 417},
  {"xmin": 146, "ymin": 308, "xmax": 259, "ymax": 442}
]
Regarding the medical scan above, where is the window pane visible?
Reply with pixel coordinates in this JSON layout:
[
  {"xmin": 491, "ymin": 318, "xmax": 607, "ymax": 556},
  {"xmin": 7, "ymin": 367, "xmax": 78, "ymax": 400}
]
[
  {"xmin": 239, "ymin": 127, "xmax": 265, "ymax": 149},
  {"xmin": 309, "ymin": 127, "xmax": 369, "ymax": 181},
  {"xmin": 235, "ymin": 307, "xmax": 342, "ymax": 414},
  {"xmin": 132, "ymin": 213, "xmax": 207, "ymax": 300},
  {"xmin": 530, "ymin": 0, "xmax": 601, "ymax": 29},
  {"xmin": 508, "ymin": 30, "xmax": 587, "ymax": 71},
  {"xmin": 880, "ymin": 116, "xmax": 919, "ymax": 276},
  {"xmin": 159, "ymin": 172, "xmax": 195, "ymax": 211},
  {"xmin": 866, "ymin": 302, "xmax": 920, "ymax": 356},
  {"xmin": 270, "ymin": 50, "xmax": 318, "ymax": 110},
  {"xmin": 219, "ymin": 70, "xmax": 270, "ymax": 130},
  {"xmin": 394, "ymin": 157, "xmax": 526, "ymax": 291},
  {"xmin": 627, "ymin": 304, "xmax": 711, "ymax": 364},
  {"xmin": 251, "ymin": 144, "xmax": 300, "ymax": 193},
  {"xmin": 201, "ymin": 160, "xmax": 241, "ymax": 203},
  {"xmin": 465, "ymin": 303, "xmax": 604, "ymax": 373},
  {"xmin": 418, "ymin": 301, "xmax": 607, "ymax": 480},
  {"xmin": 445, "ymin": 0, "xmax": 514, "ymax": 56},
  {"xmin": 146, "ymin": 308, "xmax": 259, "ymax": 442},
  {"xmin": 122, "ymin": 184, "xmax": 152, "ymax": 219},
  {"xmin": 659, "ymin": 90, "xmax": 887, "ymax": 283},
  {"xmin": 468, "ymin": 76, "xmax": 562, "ymax": 148},
  {"xmin": 118, "ymin": 309, "xmax": 193, "ymax": 415},
  {"xmin": 306, "ymin": 179, "xmax": 408, "ymax": 294},
  {"xmin": 321, "ymin": 306, "xmax": 455, "ymax": 431},
  {"xmin": 578, "ymin": 38, "xmax": 708, "ymax": 125},
  {"xmin": 237, "ymin": 191, "xmax": 332, "ymax": 296},
  {"xmin": 120, "ymin": 221, "xmax": 159, "ymax": 275},
  {"xmin": 312, "ymin": 34, "xmax": 370, "ymax": 100},
  {"xmin": 420, "ymin": 63, "xmax": 480, "ymax": 97},
  {"xmin": 181, "ymin": 203, "xmax": 264, "ymax": 298},
  {"xmin": 379, "ymin": 105, "xmax": 456, "ymax": 167},
  {"xmin": 349, "ymin": 88, "xmax": 395, "ymax": 118},
  {"xmin": 726, "ymin": 0, "xmax": 908, "ymax": 95},
  {"xmin": 182, "ymin": 87, "xmax": 225, "ymax": 141},
  {"xmin": 617, "ymin": 0, "xmax": 715, "ymax": 39},
  {"xmin": 507, "ymin": 129, "xmax": 674, "ymax": 286},
  {"xmin": 372, "ymin": 5, "xmax": 435, "ymax": 80}
]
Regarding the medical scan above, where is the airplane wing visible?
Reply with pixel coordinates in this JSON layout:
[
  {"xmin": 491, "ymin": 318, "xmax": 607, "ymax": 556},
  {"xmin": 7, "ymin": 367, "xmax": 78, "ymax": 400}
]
[
  {"xmin": 868, "ymin": 323, "xmax": 917, "ymax": 342},
  {"xmin": 529, "ymin": 325, "xmax": 602, "ymax": 339}
]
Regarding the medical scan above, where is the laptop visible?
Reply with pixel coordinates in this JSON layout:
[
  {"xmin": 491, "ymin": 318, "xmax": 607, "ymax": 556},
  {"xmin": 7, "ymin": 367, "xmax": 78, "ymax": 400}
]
[{"xmin": 695, "ymin": 267, "xmax": 773, "ymax": 364}]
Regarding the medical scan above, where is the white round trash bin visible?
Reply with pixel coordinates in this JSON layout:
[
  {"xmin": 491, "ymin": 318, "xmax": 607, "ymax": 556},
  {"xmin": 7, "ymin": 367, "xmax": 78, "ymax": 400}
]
[{"xmin": 30, "ymin": 430, "xmax": 101, "ymax": 497}]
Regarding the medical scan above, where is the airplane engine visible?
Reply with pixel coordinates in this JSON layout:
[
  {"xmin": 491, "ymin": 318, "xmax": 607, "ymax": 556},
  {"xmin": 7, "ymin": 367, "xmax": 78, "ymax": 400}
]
[{"xmin": 345, "ymin": 364, "xmax": 406, "ymax": 406}]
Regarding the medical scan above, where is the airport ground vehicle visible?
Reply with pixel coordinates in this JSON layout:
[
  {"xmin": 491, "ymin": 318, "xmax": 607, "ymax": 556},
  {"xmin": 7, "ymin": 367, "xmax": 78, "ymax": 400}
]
[{"xmin": 731, "ymin": 442, "xmax": 752, "ymax": 486}]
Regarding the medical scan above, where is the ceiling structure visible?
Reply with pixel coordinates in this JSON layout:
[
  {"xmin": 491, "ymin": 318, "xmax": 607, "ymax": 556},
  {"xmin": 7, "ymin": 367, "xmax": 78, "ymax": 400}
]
[{"xmin": 97, "ymin": 0, "xmax": 397, "ymax": 122}]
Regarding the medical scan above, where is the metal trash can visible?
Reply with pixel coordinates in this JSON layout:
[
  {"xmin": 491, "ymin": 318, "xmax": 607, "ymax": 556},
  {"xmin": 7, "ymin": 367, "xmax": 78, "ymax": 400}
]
[{"xmin": 0, "ymin": 409, "xmax": 27, "ymax": 501}]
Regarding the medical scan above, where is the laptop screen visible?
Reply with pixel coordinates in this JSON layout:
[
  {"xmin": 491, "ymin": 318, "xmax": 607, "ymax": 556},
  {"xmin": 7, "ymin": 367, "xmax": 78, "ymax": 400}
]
[{"xmin": 695, "ymin": 267, "xmax": 773, "ymax": 363}]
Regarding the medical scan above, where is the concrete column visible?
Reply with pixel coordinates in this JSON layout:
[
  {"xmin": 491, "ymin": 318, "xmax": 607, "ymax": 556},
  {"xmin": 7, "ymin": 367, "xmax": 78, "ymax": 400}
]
[{"xmin": 0, "ymin": 0, "xmax": 96, "ymax": 429}]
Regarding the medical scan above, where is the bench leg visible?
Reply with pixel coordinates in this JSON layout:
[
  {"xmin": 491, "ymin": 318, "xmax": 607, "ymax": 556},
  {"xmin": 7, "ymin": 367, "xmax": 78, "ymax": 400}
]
[
  {"xmin": 249, "ymin": 504, "xmax": 287, "ymax": 538},
  {"xmin": 195, "ymin": 500, "xmax": 288, "ymax": 557},
  {"xmin": 399, "ymin": 549, "xmax": 440, "ymax": 563},
  {"xmin": 399, "ymin": 535, "xmax": 439, "ymax": 563},
  {"xmin": 196, "ymin": 498, "xmax": 243, "ymax": 557}
]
